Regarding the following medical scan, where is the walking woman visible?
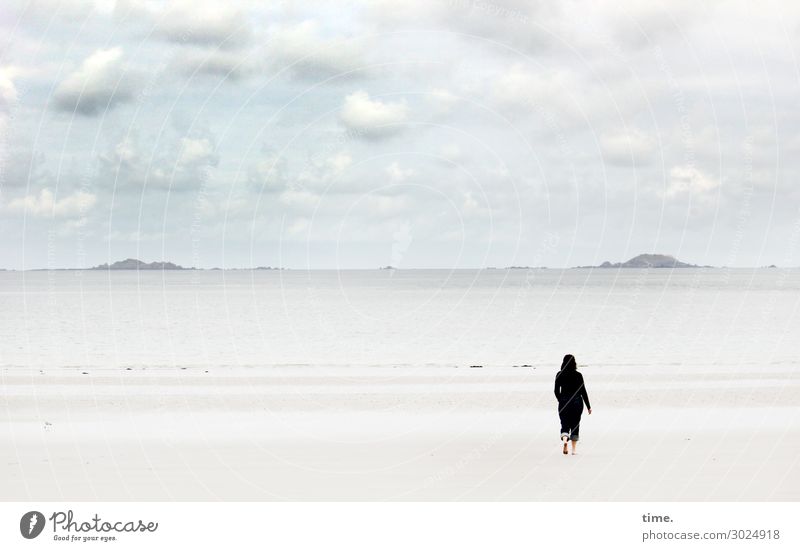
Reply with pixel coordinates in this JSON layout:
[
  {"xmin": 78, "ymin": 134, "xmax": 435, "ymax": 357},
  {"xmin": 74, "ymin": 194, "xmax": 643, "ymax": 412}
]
[{"xmin": 554, "ymin": 354, "xmax": 592, "ymax": 455}]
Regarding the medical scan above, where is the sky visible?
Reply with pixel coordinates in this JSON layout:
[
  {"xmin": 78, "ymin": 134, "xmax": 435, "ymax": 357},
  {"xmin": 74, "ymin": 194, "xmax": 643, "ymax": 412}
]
[{"xmin": 1, "ymin": 0, "xmax": 800, "ymax": 269}]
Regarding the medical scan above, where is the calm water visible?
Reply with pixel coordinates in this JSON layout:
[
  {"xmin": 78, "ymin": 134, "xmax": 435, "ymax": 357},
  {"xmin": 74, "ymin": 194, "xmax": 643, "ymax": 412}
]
[{"xmin": 1, "ymin": 269, "xmax": 798, "ymax": 370}]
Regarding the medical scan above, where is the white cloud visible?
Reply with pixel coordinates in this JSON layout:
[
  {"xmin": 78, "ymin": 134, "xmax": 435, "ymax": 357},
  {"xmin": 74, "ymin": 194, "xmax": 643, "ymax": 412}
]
[
  {"xmin": 490, "ymin": 63, "xmax": 648, "ymax": 133},
  {"xmin": 428, "ymin": 88, "xmax": 459, "ymax": 115},
  {"xmin": 280, "ymin": 188, "xmax": 320, "ymax": 211},
  {"xmin": 327, "ymin": 152, "xmax": 352, "ymax": 174},
  {"xmin": 608, "ymin": 0, "xmax": 705, "ymax": 50},
  {"xmin": 362, "ymin": 0, "xmax": 556, "ymax": 52},
  {"xmin": 0, "ymin": 69, "xmax": 18, "ymax": 174},
  {"xmin": 161, "ymin": 2, "xmax": 250, "ymax": 48},
  {"xmin": 339, "ymin": 91, "xmax": 409, "ymax": 138},
  {"xmin": 438, "ymin": 144, "xmax": 464, "ymax": 164},
  {"xmin": 287, "ymin": 217, "xmax": 310, "ymax": 235},
  {"xmin": 461, "ymin": 191, "xmax": 489, "ymax": 217},
  {"xmin": 6, "ymin": 189, "xmax": 97, "ymax": 217},
  {"xmin": 492, "ymin": 64, "xmax": 578, "ymax": 116},
  {"xmin": 112, "ymin": 138, "xmax": 138, "ymax": 165},
  {"xmin": 172, "ymin": 49, "xmax": 250, "ymax": 80},
  {"xmin": 0, "ymin": 68, "xmax": 18, "ymax": 109},
  {"xmin": 664, "ymin": 165, "xmax": 719, "ymax": 199},
  {"xmin": 491, "ymin": 64, "xmax": 538, "ymax": 109},
  {"xmin": 362, "ymin": 194, "xmax": 408, "ymax": 217},
  {"xmin": 117, "ymin": 0, "xmax": 251, "ymax": 49},
  {"xmin": 178, "ymin": 137, "xmax": 218, "ymax": 167},
  {"xmin": 600, "ymin": 127, "xmax": 656, "ymax": 166},
  {"xmin": 0, "ymin": 147, "xmax": 49, "ymax": 190},
  {"xmin": 7, "ymin": 0, "xmax": 99, "ymax": 24},
  {"xmin": 248, "ymin": 155, "xmax": 287, "ymax": 191},
  {"xmin": 268, "ymin": 21, "xmax": 364, "ymax": 80},
  {"xmin": 99, "ymin": 133, "xmax": 219, "ymax": 191},
  {"xmin": 292, "ymin": 152, "xmax": 354, "ymax": 192},
  {"xmin": 386, "ymin": 162, "xmax": 415, "ymax": 183},
  {"xmin": 53, "ymin": 48, "xmax": 135, "ymax": 116}
]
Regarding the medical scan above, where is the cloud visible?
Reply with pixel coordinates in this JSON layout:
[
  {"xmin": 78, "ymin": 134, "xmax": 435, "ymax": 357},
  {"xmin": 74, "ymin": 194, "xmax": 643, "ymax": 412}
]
[
  {"xmin": 117, "ymin": 0, "xmax": 252, "ymax": 49},
  {"xmin": 178, "ymin": 137, "xmax": 218, "ymax": 167},
  {"xmin": 362, "ymin": 194, "xmax": 409, "ymax": 217},
  {"xmin": 608, "ymin": 0, "xmax": 706, "ymax": 51},
  {"xmin": 339, "ymin": 91, "xmax": 409, "ymax": 138},
  {"xmin": 461, "ymin": 190, "xmax": 489, "ymax": 217},
  {"xmin": 267, "ymin": 21, "xmax": 364, "ymax": 80},
  {"xmin": 491, "ymin": 64, "xmax": 577, "ymax": 115},
  {"xmin": 99, "ymin": 132, "xmax": 219, "ymax": 191},
  {"xmin": 280, "ymin": 188, "xmax": 320, "ymax": 211},
  {"xmin": 247, "ymin": 154, "xmax": 288, "ymax": 191},
  {"xmin": 600, "ymin": 127, "xmax": 656, "ymax": 166},
  {"xmin": 0, "ymin": 68, "xmax": 19, "ymax": 177},
  {"xmin": 0, "ymin": 68, "xmax": 18, "ymax": 109},
  {"xmin": 326, "ymin": 152, "xmax": 353, "ymax": 174},
  {"xmin": 664, "ymin": 165, "xmax": 719, "ymax": 199},
  {"xmin": 489, "ymin": 63, "xmax": 648, "ymax": 133},
  {"xmin": 0, "ymin": 147, "xmax": 50, "ymax": 189},
  {"xmin": 290, "ymin": 152, "xmax": 355, "ymax": 193},
  {"xmin": 427, "ymin": 88, "xmax": 459, "ymax": 116},
  {"xmin": 171, "ymin": 49, "xmax": 251, "ymax": 80},
  {"xmin": 6, "ymin": 0, "xmax": 99, "ymax": 25},
  {"xmin": 386, "ymin": 162, "xmax": 415, "ymax": 182},
  {"xmin": 159, "ymin": 2, "xmax": 251, "ymax": 48},
  {"xmin": 438, "ymin": 144, "xmax": 464, "ymax": 165},
  {"xmin": 491, "ymin": 64, "xmax": 539, "ymax": 109},
  {"xmin": 362, "ymin": 0, "xmax": 556, "ymax": 52},
  {"xmin": 6, "ymin": 188, "xmax": 97, "ymax": 217},
  {"xmin": 286, "ymin": 217, "xmax": 310, "ymax": 235},
  {"xmin": 53, "ymin": 48, "xmax": 136, "ymax": 116}
]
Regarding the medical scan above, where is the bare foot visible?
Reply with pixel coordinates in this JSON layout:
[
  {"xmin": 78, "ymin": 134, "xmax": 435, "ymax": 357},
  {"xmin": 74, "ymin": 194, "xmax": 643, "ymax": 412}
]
[{"xmin": 562, "ymin": 436, "xmax": 568, "ymax": 455}]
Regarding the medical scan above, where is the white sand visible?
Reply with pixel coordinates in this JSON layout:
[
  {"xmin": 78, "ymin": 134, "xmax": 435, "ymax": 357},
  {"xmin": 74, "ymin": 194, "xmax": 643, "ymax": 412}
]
[{"xmin": 2, "ymin": 365, "xmax": 797, "ymax": 500}]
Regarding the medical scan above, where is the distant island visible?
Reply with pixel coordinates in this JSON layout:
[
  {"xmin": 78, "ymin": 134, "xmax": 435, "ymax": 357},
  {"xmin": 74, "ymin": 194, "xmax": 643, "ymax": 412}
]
[
  {"xmin": 575, "ymin": 254, "xmax": 707, "ymax": 269},
  {"xmin": 87, "ymin": 259, "xmax": 291, "ymax": 270},
  {"xmin": 9, "ymin": 255, "xmax": 794, "ymax": 271},
  {"xmin": 90, "ymin": 258, "xmax": 188, "ymax": 270}
]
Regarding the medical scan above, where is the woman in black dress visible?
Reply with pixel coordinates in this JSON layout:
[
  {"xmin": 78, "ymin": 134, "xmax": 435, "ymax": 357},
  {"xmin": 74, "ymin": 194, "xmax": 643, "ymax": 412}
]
[{"xmin": 554, "ymin": 354, "xmax": 592, "ymax": 455}]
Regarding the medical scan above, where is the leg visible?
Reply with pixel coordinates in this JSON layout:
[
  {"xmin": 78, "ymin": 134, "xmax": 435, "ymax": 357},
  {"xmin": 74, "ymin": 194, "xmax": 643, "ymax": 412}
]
[
  {"xmin": 569, "ymin": 404, "xmax": 582, "ymax": 454},
  {"xmin": 558, "ymin": 402, "xmax": 570, "ymax": 453},
  {"xmin": 570, "ymin": 417, "xmax": 580, "ymax": 441},
  {"xmin": 569, "ymin": 424, "xmax": 579, "ymax": 454}
]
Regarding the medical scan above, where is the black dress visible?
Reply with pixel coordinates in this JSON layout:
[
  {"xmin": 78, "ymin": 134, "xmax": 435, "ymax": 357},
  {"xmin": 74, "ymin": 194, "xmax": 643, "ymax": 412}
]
[{"xmin": 554, "ymin": 369, "xmax": 591, "ymax": 441}]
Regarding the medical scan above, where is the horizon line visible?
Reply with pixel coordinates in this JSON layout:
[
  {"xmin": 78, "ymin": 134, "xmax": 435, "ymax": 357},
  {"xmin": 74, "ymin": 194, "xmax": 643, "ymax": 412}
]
[{"xmin": 1, "ymin": 265, "xmax": 792, "ymax": 272}]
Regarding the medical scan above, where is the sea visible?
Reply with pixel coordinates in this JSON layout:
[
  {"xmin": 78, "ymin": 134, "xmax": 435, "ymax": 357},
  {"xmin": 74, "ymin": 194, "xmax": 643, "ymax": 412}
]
[{"xmin": 1, "ymin": 268, "xmax": 798, "ymax": 372}]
